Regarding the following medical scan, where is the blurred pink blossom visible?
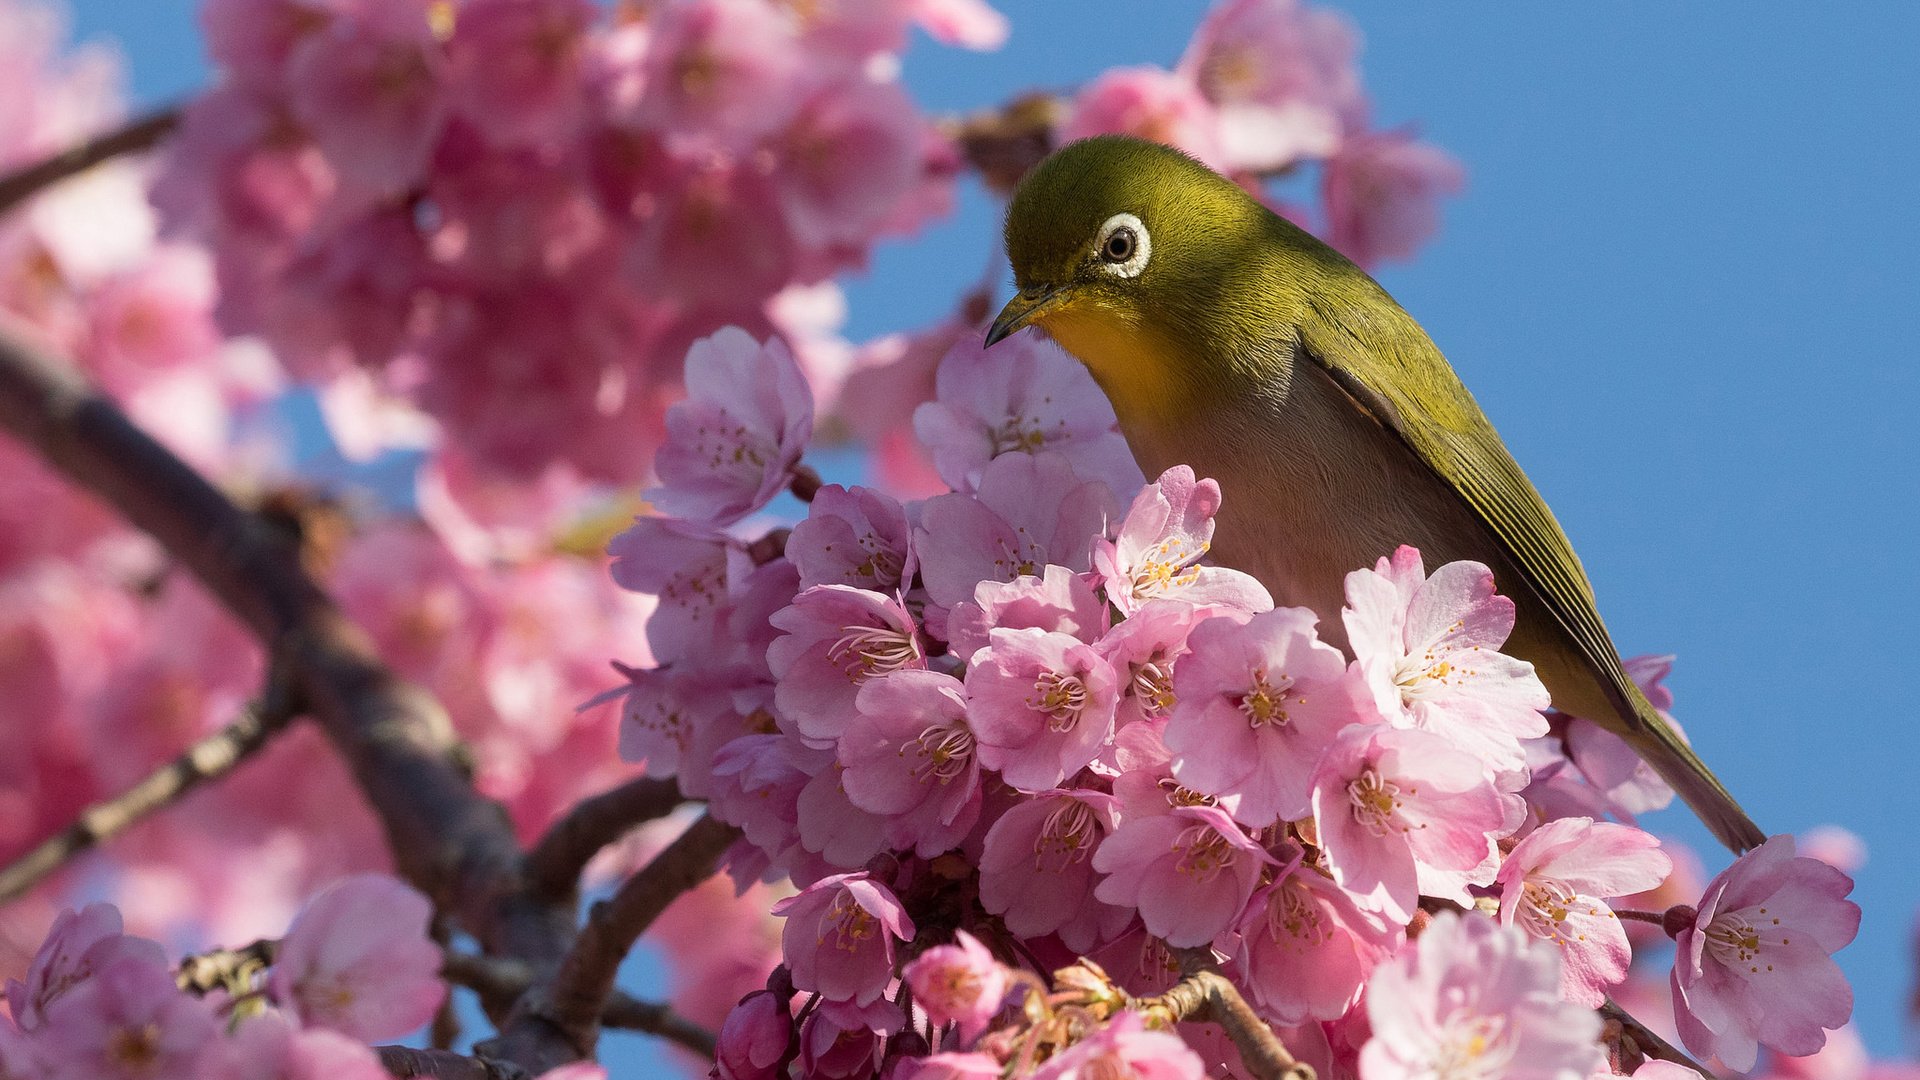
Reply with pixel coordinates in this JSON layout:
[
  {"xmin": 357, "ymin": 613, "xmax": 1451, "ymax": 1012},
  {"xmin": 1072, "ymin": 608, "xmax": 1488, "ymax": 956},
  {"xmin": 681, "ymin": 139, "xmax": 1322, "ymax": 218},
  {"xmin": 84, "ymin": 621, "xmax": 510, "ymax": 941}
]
[{"xmin": 267, "ymin": 874, "xmax": 445, "ymax": 1042}]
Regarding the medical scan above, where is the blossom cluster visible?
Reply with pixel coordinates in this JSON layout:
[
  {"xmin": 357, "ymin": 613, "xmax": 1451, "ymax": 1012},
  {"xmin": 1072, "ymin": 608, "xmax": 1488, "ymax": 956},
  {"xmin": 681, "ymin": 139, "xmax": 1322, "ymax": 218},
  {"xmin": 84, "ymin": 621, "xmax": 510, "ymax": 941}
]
[
  {"xmin": 152, "ymin": 0, "xmax": 1004, "ymax": 482},
  {"xmin": 610, "ymin": 325, "xmax": 1861, "ymax": 1076},
  {"xmin": 0, "ymin": 876, "xmax": 448, "ymax": 1080}
]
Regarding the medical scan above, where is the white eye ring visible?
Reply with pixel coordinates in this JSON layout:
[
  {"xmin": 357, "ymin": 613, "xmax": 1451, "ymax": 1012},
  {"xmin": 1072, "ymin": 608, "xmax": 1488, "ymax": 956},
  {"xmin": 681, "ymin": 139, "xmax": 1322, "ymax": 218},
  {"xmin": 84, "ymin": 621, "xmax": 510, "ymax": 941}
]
[{"xmin": 1095, "ymin": 212, "xmax": 1151, "ymax": 278}]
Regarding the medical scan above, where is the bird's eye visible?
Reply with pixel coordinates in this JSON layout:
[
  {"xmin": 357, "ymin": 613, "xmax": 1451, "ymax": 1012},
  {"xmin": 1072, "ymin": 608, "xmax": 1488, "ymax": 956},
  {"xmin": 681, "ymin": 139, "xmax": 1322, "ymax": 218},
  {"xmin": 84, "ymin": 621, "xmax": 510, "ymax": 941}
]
[{"xmin": 1093, "ymin": 212, "xmax": 1151, "ymax": 279}]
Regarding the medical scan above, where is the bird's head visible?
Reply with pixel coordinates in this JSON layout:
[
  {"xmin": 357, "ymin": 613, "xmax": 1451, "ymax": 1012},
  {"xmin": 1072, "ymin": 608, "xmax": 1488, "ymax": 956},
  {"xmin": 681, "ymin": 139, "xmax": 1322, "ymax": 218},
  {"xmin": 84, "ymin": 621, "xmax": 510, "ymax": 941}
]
[{"xmin": 987, "ymin": 135, "xmax": 1300, "ymax": 424}]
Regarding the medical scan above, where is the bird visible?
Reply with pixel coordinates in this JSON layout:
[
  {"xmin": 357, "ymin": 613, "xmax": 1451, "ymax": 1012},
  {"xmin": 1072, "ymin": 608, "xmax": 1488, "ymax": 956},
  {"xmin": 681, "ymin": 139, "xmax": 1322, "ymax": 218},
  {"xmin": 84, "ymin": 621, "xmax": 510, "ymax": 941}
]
[{"xmin": 984, "ymin": 134, "xmax": 1764, "ymax": 852}]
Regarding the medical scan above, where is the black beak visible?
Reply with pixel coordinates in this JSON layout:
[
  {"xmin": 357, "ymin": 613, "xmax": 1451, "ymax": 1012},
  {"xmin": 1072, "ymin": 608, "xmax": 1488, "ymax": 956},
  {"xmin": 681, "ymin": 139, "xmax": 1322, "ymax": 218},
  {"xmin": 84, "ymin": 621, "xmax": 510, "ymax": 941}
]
[{"xmin": 985, "ymin": 285, "xmax": 1068, "ymax": 347}]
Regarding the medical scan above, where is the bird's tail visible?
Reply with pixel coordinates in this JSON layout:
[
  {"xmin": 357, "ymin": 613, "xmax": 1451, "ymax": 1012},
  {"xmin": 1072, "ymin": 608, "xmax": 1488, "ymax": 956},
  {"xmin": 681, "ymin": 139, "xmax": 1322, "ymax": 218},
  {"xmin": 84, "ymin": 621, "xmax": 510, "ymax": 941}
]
[{"xmin": 1622, "ymin": 681, "xmax": 1766, "ymax": 852}]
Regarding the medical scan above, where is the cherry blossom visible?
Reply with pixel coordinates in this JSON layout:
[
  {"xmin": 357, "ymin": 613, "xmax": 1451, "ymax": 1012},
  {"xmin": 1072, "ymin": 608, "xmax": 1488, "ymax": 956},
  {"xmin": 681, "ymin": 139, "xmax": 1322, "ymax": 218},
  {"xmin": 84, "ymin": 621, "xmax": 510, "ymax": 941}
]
[
  {"xmin": 1321, "ymin": 129, "xmax": 1466, "ymax": 269},
  {"xmin": 977, "ymin": 790, "xmax": 1129, "ymax": 953},
  {"xmin": 772, "ymin": 873, "xmax": 915, "ymax": 1005},
  {"xmin": 1235, "ymin": 865, "xmax": 1400, "ymax": 1025},
  {"xmin": 715, "ymin": 989, "xmax": 793, "ymax": 1080},
  {"xmin": 902, "ymin": 930, "xmax": 1008, "ymax": 1043},
  {"xmin": 768, "ymin": 585, "xmax": 925, "ymax": 746},
  {"xmin": 1175, "ymin": 0, "xmax": 1360, "ymax": 171},
  {"xmin": 1092, "ymin": 466, "xmax": 1270, "ymax": 616},
  {"xmin": 914, "ymin": 451, "xmax": 1115, "ymax": 613},
  {"xmin": 786, "ymin": 483, "xmax": 915, "ymax": 593},
  {"xmin": 838, "ymin": 670, "xmax": 982, "ymax": 857},
  {"xmin": 1060, "ymin": 66, "xmax": 1227, "ymax": 171},
  {"xmin": 1033, "ymin": 1011, "xmax": 1205, "ymax": 1080},
  {"xmin": 649, "ymin": 327, "xmax": 815, "ymax": 526},
  {"xmin": 1092, "ymin": 803, "xmax": 1271, "ymax": 947},
  {"xmin": 965, "ymin": 626, "xmax": 1121, "ymax": 791},
  {"xmin": 267, "ymin": 874, "xmax": 445, "ymax": 1042}
]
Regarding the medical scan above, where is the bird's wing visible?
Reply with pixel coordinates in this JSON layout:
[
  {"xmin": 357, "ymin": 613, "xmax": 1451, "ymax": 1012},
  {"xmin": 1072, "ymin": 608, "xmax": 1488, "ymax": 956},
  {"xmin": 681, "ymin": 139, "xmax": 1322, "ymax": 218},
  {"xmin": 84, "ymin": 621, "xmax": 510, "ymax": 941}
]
[{"xmin": 1297, "ymin": 297, "xmax": 1640, "ymax": 719}]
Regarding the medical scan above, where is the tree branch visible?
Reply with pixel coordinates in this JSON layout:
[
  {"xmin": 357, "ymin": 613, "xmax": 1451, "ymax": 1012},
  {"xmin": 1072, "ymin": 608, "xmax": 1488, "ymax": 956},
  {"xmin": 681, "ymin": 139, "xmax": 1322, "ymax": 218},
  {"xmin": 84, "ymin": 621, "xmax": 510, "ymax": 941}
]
[
  {"xmin": 0, "ymin": 323, "xmax": 585, "ymax": 1066},
  {"xmin": 0, "ymin": 687, "xmax": 297, "ymax": 904},
  {"xmin": 1600, "ymin": 1000, "xmax": 1712, "ymax": 1074},
  {"xmin": 523, "ymin": 776, "xmax": 684, "ymax": 904},
  {"xmin": 442, "ymin": 950, "xmax": 718, "ymax": 1058},
  {"xmin": 0, "ymin": 108, "xmax": 180, "ymax": 218},
  {"xmin": 481, "ymin": 812, "xmax": 739, "ymax": 1069},
  {"xmin": 1135, "ymin": 951, "xmax": 1314, "ymax": 1080},
  {"xmin": 377, "ymin": 1046, "xmax": 528, "ymax": 1080}
]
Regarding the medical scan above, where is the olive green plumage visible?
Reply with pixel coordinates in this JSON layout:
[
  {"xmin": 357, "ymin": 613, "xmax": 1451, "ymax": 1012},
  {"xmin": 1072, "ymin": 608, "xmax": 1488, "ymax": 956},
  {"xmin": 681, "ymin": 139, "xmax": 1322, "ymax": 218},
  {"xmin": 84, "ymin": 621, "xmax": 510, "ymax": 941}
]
[{"xmin": 990, "ymin": 134, "xmax": 1763, "ymax": 852}]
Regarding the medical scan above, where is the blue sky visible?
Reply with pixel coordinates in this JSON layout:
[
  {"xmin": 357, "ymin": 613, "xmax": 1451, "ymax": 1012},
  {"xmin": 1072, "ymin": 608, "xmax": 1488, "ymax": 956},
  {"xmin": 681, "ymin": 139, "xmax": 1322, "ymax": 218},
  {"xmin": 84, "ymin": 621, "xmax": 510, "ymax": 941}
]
[{"xmin": 66, "ymin": 0, "xmax": 1920, "ymax": 1064}]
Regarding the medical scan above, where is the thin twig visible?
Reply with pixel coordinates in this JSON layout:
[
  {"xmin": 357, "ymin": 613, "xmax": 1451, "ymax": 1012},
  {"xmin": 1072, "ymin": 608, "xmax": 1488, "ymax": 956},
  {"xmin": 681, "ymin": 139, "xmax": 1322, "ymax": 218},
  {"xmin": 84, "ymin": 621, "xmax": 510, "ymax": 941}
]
[
  {"xmin": 523, "ymin": 776, "xmax": 684, "ymax": 904},
  {"xmin": 1135, "ymin": 950, "xmax": 1313, "ymax": 1080},
  {"xmin": 1600, "ymin": 1000, "xmax": 1713, "ymax": 1073},
  {"xmin": 481, "ymin": 812, "xmax": 739, "ymax": 1069},
  {"xmin": 0, "ymin": 108, "xmax": 181, "ymax": 218},
  {"xmin": 0, "ymin": 690, "xmax": 296, "ymax": 903},
  {"xmin": 376, "ymin": 1046, "xmax": 528, "ymax": 1080},
  {"xmin": 442, "ymin": 950, "xmax": 718, "ymax": 1057}
]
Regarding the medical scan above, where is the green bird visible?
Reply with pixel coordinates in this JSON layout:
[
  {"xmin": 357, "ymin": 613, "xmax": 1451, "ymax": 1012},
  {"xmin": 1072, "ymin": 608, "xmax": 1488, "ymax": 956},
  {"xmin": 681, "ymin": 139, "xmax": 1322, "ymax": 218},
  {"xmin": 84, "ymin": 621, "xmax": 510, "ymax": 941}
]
[{"xmin": 985, "ymin": 134, "xmax": 1764, "ymax": 852}]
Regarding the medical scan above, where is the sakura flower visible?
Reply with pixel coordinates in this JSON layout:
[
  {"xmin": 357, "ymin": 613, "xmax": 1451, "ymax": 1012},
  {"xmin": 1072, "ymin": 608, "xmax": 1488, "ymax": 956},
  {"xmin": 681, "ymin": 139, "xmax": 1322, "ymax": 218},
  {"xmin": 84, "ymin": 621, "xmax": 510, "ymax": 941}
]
[
  {"xmin": 608, "ymin": 517, "xmax": 746, "ymax": 665},
  {"xmin": 6, "ymin": 904, "xmax": 165, "ymax": 1031},
  {"xmin": 914, "ymin": 450, "xmax": 1115, "ymax": 611},
  {"xmin": 648, "ymin": 327, "xmax": 815, "ymax": 526},
  {"xmin": 34, "ymin": 955, "xmax": 217, "ymax": 1080},
  {"xmin": 787, "ymin": 483, "xmax": 915, "ymax": 593},
  {"xmin": 285, "ymin": 3, "xmax": 447, "ymax": 199},
  {"xmin": 1309, "ymin": 724, "xmax": 1521, "ymax": 922},
  {"xmin": 794, "ymin": 759, "xmax": 892, "ymax": 876},
  {"xmin": 965, "ymin": 627, "xmax": 1120, "ymax": 791},
  {"xmin": 911, "ymin": 0, "xmax": 1008, "ymax": 50},
  {"xmin": 1342, "ymin": 546, "xmax": 1550, "ymax": 775},
  {"xmin": 710, "ymin": 733, "xmax": 824, "ymax": 862},
  {"xmin": 1494, "ymin": 816, "xmax": 1671, "ymax": 1007},
  {"xmin": 1092, "ymin": 803, "xmax": 1270, "ymax": 947},
  {"xmin": 1096, "ymin": 599, "xmax": 1221, "ymax": 729},
  {"xmin": 1562, "ymin": 654, "xmax": 1683, "ymax": 818},
  {"xmin": 768, "ymin": 585, "xmax": 924, "ymax": 746},
  {"xmin": 978, "ymin": 790, "xmax": 1130, "ymax": 953},
  {"xmin": 899, "ymin": 1053, "xmax": 1005, "ymax": 1080},
  {"xmin": 1093, "ymin": 466, "xmax": 1270, "ymax": 616},
  {"xmin": 611, "ymin": 663, "xmax": 747, "ymax": 798},
  {"xmin": 1061, "ymin": 66, "xmax": 1226, "ymax": 170},
  {"xmin": 772, "ymin": 873, "xmax": 915, "ymax": 1005},
  {"xmin": 1321, "ymin": 129, "xmax": 1465, "ymax": 269},
  {"xmin": 1164, "ymin": 606, "xmax": 1366, "ymax": 827},
  {"xmin": 773, "ymin": 78, "xmax": 927, "ymax": 250},
  {"xmin": 946, "ymin": 565, "xmax": 1109, "ymax": 663},
  {"xmin": 1671, "ymin": 834, "xmax": 1860, "ymax": 1070},
  {"xmin": 912, "ymin": 332, "xmax": 1140, "ymax": 498},
  {"xmin": 1175, "ymin": 0, "xmax": 1360, "ymax": 172},
  {"xmin": 443, "ymin": 0, "xmax": 593, "ymax": 149},
  {"xmin": 632, "ymin": 0, "xmax": 801, "ymax": 153},
  {"xmin": 904, "ymin": 930, "xmax": 1008, "ymax": 1043},
  {"xmin": 801, "ymin": 997, "xmax": 901, "ymax": 1079},
  {"xmin": 1235, "ymin": 866, "xmax": 1400, "ymax": 1025},
  {"xmin": 216, "ymin": 1011, "xmax": 392, "ymax": 1080},
  {"xmin": 715, "ymin": 989, "xmax": 794, "ymax": 1080},
  {"xmin": 1360, "ymin": 911, "xmax": 1604, "ymax": 1080},
  {"xmin": 838, "ymin": 670, "xmax": 982, "ymax": 857},
  {"xmin": 1032, "ymin": 1010, "xmax": 1204, "ymax": 1080},
  {"xmin": 268, "ymin": 874, "xmax": 445, "ymax": 1042}
]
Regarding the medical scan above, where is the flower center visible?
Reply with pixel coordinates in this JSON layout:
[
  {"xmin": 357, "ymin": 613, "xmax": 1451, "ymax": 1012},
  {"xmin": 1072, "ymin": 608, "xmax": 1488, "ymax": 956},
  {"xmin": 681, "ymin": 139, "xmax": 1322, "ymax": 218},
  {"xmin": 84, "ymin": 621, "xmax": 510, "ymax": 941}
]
[
  {"xmin": 1517, "ymin": 879, "xmax": 1580, "ymax": 945},
  {"xmin": 1237, "ymin": 668, "xmax": 1295, "ymax": 728},
  {"xmin": 822, "ymin": 891, "xmax": 877, "ymax": 952},
  {"xmin": 1156, "ymin": 776, "xmax": 1215, "ymax": 808},
  {"xmin": 1129, "ymin": 537, "xmax": 1206, "ymax": 600},
  {"xmin": 1033, "ymin": 799, "xmax": 1099, "ymax": 873},
  {"xmin": 988, "ymin": 416, "xmax": 1050, "ymax": 457},
  {"xmin": 1029, "ymin": 670, "xmax": 1090, "ymax": 732},
  {"xmin": 1347, "ymin": 767, "xmax": 1405, "ymax": 837},
  {"xmin": 1429, "ymin": 1014, "xmax": 1512, "ymax": 1080},
  {"xmin": 1129, "ymin": 659, "xmax": 1176, "ymax": 718},
  {"xmin": 827, "ymin": 623, "xmax": 919, "ymax": 681},
  {"xmin": 910, "ymin": 724, "xmax": 976, "ymax": 784},
  {"xmin": 1265, "ymin": 880, "xmax": 1329, "ymax": 947},
  {"xmin": 1172, "ymin": 824, "xmax": 1236, "ymax": 884},
  {"xmin": 1392, "ymin": 629, "xmax": 1475, "ymax": 705},
  {"xmin": 107, "ymin": 1022, "xmax": 163, "ymax": 1068},
  {"xmin": 1705, "ymin": 912, "xmax": 1764, "ymax": 968}
]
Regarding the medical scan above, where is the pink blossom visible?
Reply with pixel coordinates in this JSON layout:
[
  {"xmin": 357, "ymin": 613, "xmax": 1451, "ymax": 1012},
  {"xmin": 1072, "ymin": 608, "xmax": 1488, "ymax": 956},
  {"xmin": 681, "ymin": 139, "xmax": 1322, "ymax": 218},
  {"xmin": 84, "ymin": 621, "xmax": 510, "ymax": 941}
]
[
  {"xmin": 1321, "ymin": 129, "xmax": 1465, "ymax": 269},
  {"xmin": 1033, "ymin": 1011, "xmax": 1204, "ymax": 1080},
  {"xmin": 624, "ymin": 154, "xmax": 797, "ymax": 310},
  {"xmin": 611, "ymin": 663, "xmax": 750, "ymax": 798},
  {"xmin": 710, "ymin": 733, "xmax": 823, "ymax": 864},
  {"xmin": 1175, "ymin": 0, "xmax": 1360, "ymax": 172},
  {"xmin": 1092, "ymin": 804, "xmax": 1270, "ymax": 947},
  {"xmin": 978, "ymin": 790, "xmax": 1130, "ymax": 953},
  {"xmin": 1165, "ymin": 606, "xmax": 1365, "ymax": 827},
  {"xmin": 1096, "ymin": 599, "xmax": 1219, "ymax": 729},
  {"xmin": 1494, "ymin": 816, "xmax": 1671, "ymax": 1007},
  {"xmin": 912, "ymin": 332, "xmax": 1140, "ymax": 499},
  {"xmin": 768, "ymin": 585, "xmax": 924, "ymax": 745},
  {"xmin": 1235, "ymin": 866, "xmax": 1400, "ymax": 1025},
  {"xmin": 81, "ymin": 245, "xmax": 221, "ymax": 392},
  {"xmin": 788, "ymin": 483, "xmax": 915, "ymax": 593},
  {"xmin": 915, "ymin": 451, "xmax": 1115, "ymax": 612},
  {"xmin": 946, "ymin": 565, "xmax": 1109, "ymax": 663},
  {"xmin": 6, "ymin": 904, "xmax": 165, "ymax": 1032},
  {"xmin": 200, "ymin": 0, "xmax": 335, "ymax": 93},
  {"xmin": 444, "ymin": 0, "xmax": 593, "ymax": 148},
  {"xmin": 1800, "ymin": 825, "xmax": 1868, "ymax": 874},
  {"xmin": 1093, "ymin": 466, "xmax": 1270, "ymax": 616},
  {"xmin": 285, "ymin": 3, "xmax": 447, "ymax": 199},
  {"xmin": 268, "ymin": 874, "xmax": 446, "ymax": 1041},
  {"xmin": 794, "ymin": 759, "xmax": 892, "ymax": 875},
  {"xmin": 897, "ymin": 1053, "xmax": 1005, "ymax": 1080},
  {"xmin": 772, "ymin": 872, "xmax": 915, "ymax": 1005},
  {"xmin": 801, "ymin": 997, "xmax": 901, "ymax": 1079},
  {"xmin": 608, "ymin": 516, "xmax": 747, "ymax": 665},
  {"xmin": 773, "ymin": 78, "xmax": 927, "ymax": 250},
  {"xmin": 1342, "ymin": 546, "xmax": 1549, "ymax": 774},
  {"xmin": 261, "ymin": 207, "xmax": 430, "ymax": 378},
  {"xmin": 910, "ymin": 0, "xmax": 1008, "ymax": 50},
  {"xmin": 966, "ymin": 627, "xmax": 1120, "ymax": 791},
  {"xmin": 1061, "ymin": 66, "xmax": 1226, "ymax": 170},
  {"xmin": 715, "ymin": 989, "xmax": 793, "ymax": 1080},
  {"xmin": 216, "ymin": 1011, "xmax": 392, "ymax": 1080},
  {"xmin": 648, "ymin": 327, "xmax": 814, "ymax": 526},
  {"xmin": 32, "ymin": 954, "xmax": 217, "ymax": 1080},
  {"xmin": 632, "ymin": 0, "xmax": 800, "ymax": 153},
  {"xmin": 1360, "ymin": 911, "xmax": 1604, "ymax": 1080},
  {"xmin": 1562, "ymin": 653, "xmax": 1683, "ymax": 817},
  {"xmin": 838, "ymin": 670, "xmax": 981, "ymax": 856},
  {"xmin": 1671, "ymin": 834, "xmax": 1860, "ymax": 1070},
  {"xmin": 1310, "ymin": 724, "xmax": 1521, "ymax": 922},
  {"xmin": 904, "ymin": 930, "xmax": 1007, "ymax": 1043}
]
